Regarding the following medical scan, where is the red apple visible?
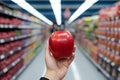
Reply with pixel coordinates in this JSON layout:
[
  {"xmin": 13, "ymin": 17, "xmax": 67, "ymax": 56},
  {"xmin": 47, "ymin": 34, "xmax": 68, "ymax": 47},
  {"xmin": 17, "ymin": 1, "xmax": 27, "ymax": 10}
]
[{"xmin": 49, "ymin": 30, "xmax": 74, "ymax": 59}]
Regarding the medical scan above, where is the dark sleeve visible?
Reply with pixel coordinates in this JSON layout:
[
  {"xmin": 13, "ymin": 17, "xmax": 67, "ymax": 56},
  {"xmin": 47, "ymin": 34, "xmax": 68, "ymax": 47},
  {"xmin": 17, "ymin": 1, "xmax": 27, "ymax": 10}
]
[{"xmin": 40, "ymin": 77, "xmax": 49, "ymax": 80}]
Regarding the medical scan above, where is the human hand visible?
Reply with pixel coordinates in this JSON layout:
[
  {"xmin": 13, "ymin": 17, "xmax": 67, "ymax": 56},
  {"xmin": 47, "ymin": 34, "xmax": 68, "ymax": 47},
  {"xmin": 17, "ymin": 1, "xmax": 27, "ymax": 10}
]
[{"xmin": 44, "ymin": 43, "xmax": 76, "ymax": 80}]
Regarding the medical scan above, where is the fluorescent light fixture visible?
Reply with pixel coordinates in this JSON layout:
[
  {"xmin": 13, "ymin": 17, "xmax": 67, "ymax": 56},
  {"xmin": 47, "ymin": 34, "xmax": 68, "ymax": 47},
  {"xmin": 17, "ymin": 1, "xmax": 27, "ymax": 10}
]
[
  {"xmin": 49, "ymin": 0, "xmax": 61, "ymax": 25},
  {"xmin": 68, "ymin": 0, "xmax": 98, "ymax": 23},
  {"xmin": 11, "ymin": 0, "xmax": 53, "ymax": 26}
]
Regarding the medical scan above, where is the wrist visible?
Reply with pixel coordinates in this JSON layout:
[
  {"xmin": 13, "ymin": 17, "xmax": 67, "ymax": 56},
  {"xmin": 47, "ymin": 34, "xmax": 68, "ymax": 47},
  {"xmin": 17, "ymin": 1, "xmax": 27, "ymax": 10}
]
[{"xmin": 44, "ymin": 70, "xmax": 60, "ymax": 80}]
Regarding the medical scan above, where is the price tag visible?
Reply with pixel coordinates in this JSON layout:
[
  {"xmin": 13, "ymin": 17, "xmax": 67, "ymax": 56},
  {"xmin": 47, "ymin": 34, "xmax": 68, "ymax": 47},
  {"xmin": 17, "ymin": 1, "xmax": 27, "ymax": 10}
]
[
  {"xmin": 10, "ymin": 51, "xmax": 14, "ymax": 55},
  {"xmin": 118, "ymin": 67, "xmax": 120, "ymax": 71},
  {"xmin": 0, "ymin": 55, "xmax": 5, "ymax": 59},
  {"xmin": 0, "ymin": 39, "xmax": 5, "ymax": 43},
  {"xmin": 12, "ymin": 62, "xmax": 15, "ymax": 66},
  {"xmin": 3, "ymin": 68, "xmax": 8, "ymax": 72},
  {"xmin": 1, "ymin": 24, "xmax": 3, "ymax": 28},
  {"xmin": 4, "ymin": 25, "xmax": 8, "ymax": 28},
  {"xmin": 14, "ymin": 59, "xmax": 20, "ymax": 65},
  {"xmin": 9, "ymin": 25, "xmax": 13, "ymax": 28},
  {"xmin": 107, "ymin": 59, "xmax": 110, "ymax": 63},
  {"xmin": 10, "ymin": 37, "xmax": 14, "ymax": 41},
  {"xmin": 18, "ymin": 47, "xmax": 22, "ymax": 50},
  {"xmin": 111, "ymin": 62, "xmax": 115, "ymax": 66},
  {"xmin": 15, "ymin": 59, "xmax": 20, "ymax": 64}
]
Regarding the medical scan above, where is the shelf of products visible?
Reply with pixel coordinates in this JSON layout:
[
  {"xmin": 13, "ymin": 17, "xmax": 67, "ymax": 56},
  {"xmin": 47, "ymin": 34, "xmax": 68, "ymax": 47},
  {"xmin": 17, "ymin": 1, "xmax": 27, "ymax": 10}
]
[
  {"xmin": 0, "ymin": 2, "xmax": 41, "ymax": 24},
  {"xmin": 0, "ymin": 50, "xmax": 24, "ymax": 76},
  {"xmin": 0, "ymin": 34, "xmax": 43, "ymax": 79},
  {"xmin": 0, "ymin": 55, "xmax": 22, "ymax": 76},
  {"xmin": 97, "ymin": 2, "xmax": 120, "ymax": 80},
  {"xmin": 75, "ymin": 1, "xmax": 120, "ymax": 80},
  {"xmin": 77, "ymin": 43, "xmax": 113, "ymax": 80},
  {"xmin": 0, "ymin": 32, "xmax": 41, "ymax": 44},
  {"xmin": 0, "ymin": 24, "xmax": 42, "ymax": 29},
  {"xmin": 0, "ymin": 37, "xmax": 37, "ymax": 60},
  {"xmin": 0, "ymin": 2, "xmax": 48, "ymax": 80},
  {"xmin": 0, "ymin": 2, "xmax": 45, "ymax": 29}
]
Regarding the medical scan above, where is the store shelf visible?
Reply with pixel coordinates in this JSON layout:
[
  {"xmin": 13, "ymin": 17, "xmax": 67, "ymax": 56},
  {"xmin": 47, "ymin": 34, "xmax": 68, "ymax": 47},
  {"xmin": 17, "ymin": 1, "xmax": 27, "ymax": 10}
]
[
  {"xmin": 77, "ymin": 43, "xmax": 113, "ymax": 80},
  {"xmin": 0, "ymin": 57, "xmax": 22, "ymax": 76},
  {"xmin": 0, "ymin": 42, "xmax": 38, "ymax": 76},
  {"xmin": 11, "ymin": 44, "xmax": 42, "ymax": 80},
  {"xmin": 0, "ymin": 32, "xmax": 41, "ymax": 44},
  {"xmin": 0, "ymin": 46, "xmax": 22, "ymax": 60},
  {"xmin": 97, "ymin": 34, "xmax": 119, "ymax": 43},
  {"xmin": 0, "ymin": 9, "xmax": 40, "ymax": 25},
  {"xmin": 0, "ymin": 24, "xmax": 41, "ymax": 29},
  {"xmin": 0, "ymin": 39, "xmax": 36, "ymax": 60}
]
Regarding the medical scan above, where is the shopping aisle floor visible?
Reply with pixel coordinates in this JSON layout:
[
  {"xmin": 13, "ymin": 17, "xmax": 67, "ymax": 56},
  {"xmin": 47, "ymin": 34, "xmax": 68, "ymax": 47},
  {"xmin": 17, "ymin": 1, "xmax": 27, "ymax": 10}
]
[{"xmin": 17, "ymin": 43, "xmax": 107, "ymax": 80}]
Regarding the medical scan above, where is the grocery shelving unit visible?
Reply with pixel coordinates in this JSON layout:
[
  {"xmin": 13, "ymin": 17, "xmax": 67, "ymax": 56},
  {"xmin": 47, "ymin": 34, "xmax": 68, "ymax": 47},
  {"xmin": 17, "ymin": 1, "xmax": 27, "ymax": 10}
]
[
  {"xmin": 0, "ymin": 32, "xmax": 41, "ymax": 44},
  {"xmin": 0, "ymin": 2, "xmax": 42, "ymax": 25},
  {"xmin": 74, "ymin": 1, "xmax": 120, "ymax": 80},
  {"xmin": 0, "ymin": 2, "xmax": 46, "ymax": 80},
  {"xmin": 77, "ymin": 43, "xmax": 113, "ymax": 80}
]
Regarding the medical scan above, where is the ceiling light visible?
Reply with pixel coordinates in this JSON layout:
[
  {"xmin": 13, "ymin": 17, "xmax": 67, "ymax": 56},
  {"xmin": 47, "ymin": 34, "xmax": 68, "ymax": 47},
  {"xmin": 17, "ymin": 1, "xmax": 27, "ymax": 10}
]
[
  {"xmin": 11, "ymin": 0, "xmax": 53, "ymax": 26},
  {"xmin": 49, "ymin": 0, "xmax": 61, "ymax": 25},
  {"xmin": 68, "ymin": 0, "xmax": 98, "ymax": 23}
]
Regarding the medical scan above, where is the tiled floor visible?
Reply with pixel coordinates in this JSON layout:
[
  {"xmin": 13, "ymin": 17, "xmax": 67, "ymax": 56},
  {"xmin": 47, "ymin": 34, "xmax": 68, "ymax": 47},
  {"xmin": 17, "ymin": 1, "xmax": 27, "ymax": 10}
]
[{"xmin": 17, "ymin": 43, "xmax": 107, "ymax": 80}]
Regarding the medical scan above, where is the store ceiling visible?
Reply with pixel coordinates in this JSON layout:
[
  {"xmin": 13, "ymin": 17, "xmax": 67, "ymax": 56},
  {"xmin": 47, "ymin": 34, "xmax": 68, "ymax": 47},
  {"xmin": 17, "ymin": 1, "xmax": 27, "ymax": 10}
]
[{"xmin": 2, "ymin": 0, "xmax": 118, "ymax": 24}]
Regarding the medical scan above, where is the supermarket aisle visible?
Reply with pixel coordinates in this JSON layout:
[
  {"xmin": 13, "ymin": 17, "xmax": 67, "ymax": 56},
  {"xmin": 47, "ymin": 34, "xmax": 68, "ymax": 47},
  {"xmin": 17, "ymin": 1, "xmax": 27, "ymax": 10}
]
[{"xmin": 17, "ymin": 43, "xmax": 107, "ymax": 80}]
